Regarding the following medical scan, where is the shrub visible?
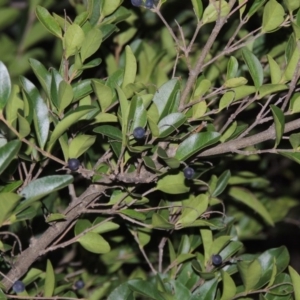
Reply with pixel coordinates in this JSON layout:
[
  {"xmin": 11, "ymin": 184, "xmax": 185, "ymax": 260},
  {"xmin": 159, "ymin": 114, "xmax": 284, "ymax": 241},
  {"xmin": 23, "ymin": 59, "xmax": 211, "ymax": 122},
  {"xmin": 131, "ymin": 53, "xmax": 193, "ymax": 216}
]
[{"xmin": 0, "ymin": 0, "xmax": 300, "ymax": 299}]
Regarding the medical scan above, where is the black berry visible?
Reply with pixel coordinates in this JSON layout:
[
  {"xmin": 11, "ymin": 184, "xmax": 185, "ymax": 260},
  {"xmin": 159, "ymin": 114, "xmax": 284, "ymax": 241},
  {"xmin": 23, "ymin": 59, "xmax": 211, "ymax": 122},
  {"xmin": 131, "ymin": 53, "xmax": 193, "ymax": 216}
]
[
  {"xmin": 212, "ymin": 254, "xmax": 222, "ymax": 266},
  {"xmin": 133, "ymin": 127, "xmax": 146, "ymax": 140},
  {"xmin": 75, "ymin": 280, "xmax": 85, "ymax": 290},
  {"xmin": 12, "ymin": 281, "xmax": 25, "ymax": 293},
  {"xmin": 145, "ymin": 0, "xmax": 154, "ymax": 8},
  {"xmin": 183, "ymin": 167, "xmax": 195, "ymax": 179},
  {"xmin": 68, "ymin": 158, "xmax": 80, "ymax": 171},
  {"xmin": 131, "ymin": 0, "xmax": 143, "ymax": 6}
]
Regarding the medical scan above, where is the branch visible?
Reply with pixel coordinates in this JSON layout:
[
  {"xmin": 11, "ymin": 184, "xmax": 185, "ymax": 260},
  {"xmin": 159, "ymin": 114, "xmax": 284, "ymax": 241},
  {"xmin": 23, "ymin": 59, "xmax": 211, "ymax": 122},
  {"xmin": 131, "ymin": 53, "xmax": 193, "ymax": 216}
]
[
  {"xmin": 199, "ymin": 118, "xmax": 300, "ymax": 157},
  {"xmin": 1, "ymin": 185, "xmax": 105, "ymax": 291}
]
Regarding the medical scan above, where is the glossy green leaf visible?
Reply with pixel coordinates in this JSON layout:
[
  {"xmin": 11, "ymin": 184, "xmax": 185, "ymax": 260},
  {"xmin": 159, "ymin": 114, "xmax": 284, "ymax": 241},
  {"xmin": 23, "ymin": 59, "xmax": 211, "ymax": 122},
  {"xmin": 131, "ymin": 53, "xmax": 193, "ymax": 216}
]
[
  {"xmin": 157, "ymin": 173, "xmax": 189, "ymax": 194},
  {"xmin": 237, "ymin": 259, "xmax": 262, "ymax": 291},
  {"xmin": 94, "ymin": 125, "xmax": 122, "ymax": 141},
  {"xmin": 128, "ymin": 96, "xmax": 147, "ymax": 133},
  {"xmin": 220, "ymin": 271, "xmax": 236, "ymax": 300},
  {"xmin": 220, "ymin": 121, "xmax": 237, "ymax": 142},
  {"xmin": 153, "ymin": 79, "xmax": 180, "ymax": 120},
  {"xmin": 231, "ymin": 85, "xmax": 256, "ymax": 101},
  {"xmin": 101, "ymin": 0, "xmax": 122, "ymax": 18},
  {"xmin": 17, "ymin": 175, "xmax": 73, "ymax": 212},
  {"xmin": 92, "ymin": 80, "xmax": 114, "ymax": 111},
  {"xmin": 226, "ymin": 56, "xmax": 239, "ymax": 80},
  {"xmin": 255, "ymin": 246, "xmax": 290, "ymax": 288},
  {"xmin": 280, "ymin": 151, "xmax": 300, "ymax": 164},
  {"xmin": 158, "ymin": 112, "xmax": 186, "ymax": 138},
  {"xmin": 193, "ymin": 78, "xmax": 211, "ymax": 98},
  {"xmin": 152, "ymin": 213, "xmax": 174, "ymax": 229},
  {"xmin": 192, "ymin": 101, "xmax": 207, "ymax": 119},
  {"xmin": 191, "ymin": 278, "xmax": 218, "ymax": 300},
  {"xmin": 202, "ymin": 1, "xmax": 230, "ymax": 24},
  {"xmin": 35, "ymin": 6, "xmax": 62, "ymax": 38},
  {"xmin": 107, "ymin": 282, "xmax": 133, "ymax": 300},
  {"xmin": 289, "ymin": 133, "xmax": 300, "ymax": 149},
  {"xmin": 258, "ymin": 84, "xmax": 287, "ymax": 99},
  {"xmin": 0, "ymin": 61, "xmax": 11, "ymax": 110},
  {"xmin": 229, "ymin": 187, "xmax": 274, "ymax": 225},
  {"xmin": 265, "ymin": 273, "xmax": 293, "ymax": 299},
  {"xmin": 0, "ymin": 193, "xmax": 21, "ymax": 226},
  {"xmin": 262, "ymin": 0, "xmax": 285, "ymax": 33},
  {"xmin": 147, "ymin": 103, "xmax": 160, "ymax": 137},
  {"xmin": 44, "ymin": 259, "xmax": 55, "ymax": 297},
  {"xmin": 78, "ymin": 232, "xmax": 110, "ymax": 254},
  {"xmin": 289, "ymin": 266, "xmax": 300, "ymax": 300},
  {"xmin": 47, "ymin": 106, "xmax": 94, "ymax": 151},
  {"xmin": 270, "ymin": 105, "xmax": 285, "ymax": 147},
  {"xmin": 17, "ymin": 113, "xmax": 31, "ymax": 138},
  {"xmin": 81, "ymin": 27, "xmax": 102, "ymax": 62},
  {"xmin": 211, "ymin": 170, "xmax": 231, "ymax": 197},
  {"xmin": 116, "ymin": 85, "xmax": 129, "ymax": 143},
  {"xmin": 175, "ymin": 132, "xmax": 220, "ymax": 161},
  {"xmin": 267, "ymin": 55, "xmax": 281, "ymax": 84},
  {"xmin": 19, "ymin": 76, "xmax": 49, "ymax": 149},
  {"xmin": 0, "ymin": 140, "xmax": 21, "ymax": 175},
  {"xmin": 201, "ymin": 228, "xmax": 213, "ymax": 265},
  {"xmin": 72, "ymin": 79, "xmax": 93, "ymax": 102},
  {"xmin": 156, "ymin": 147, "xmax": 181, "ymax": 169},
  {"xmin": 46, "ymin": 213, "xmax": 66, "ymax": 223},
  {"xmin": 283, "ymin": 46, "xmax": 300, "ymax": 81},
  {"xmin": 177, "ymin": 194, "xmax": 209, "ymax": 225},
  {"xmin": 63, "ymin": 24, "xmax": 85, "ymax": 59},
  {"xmin": 191, "ymin": 0, "xmax": 203, "ymax": 19},
  {"xmin": 242, "ymin": 48, "xmax": 264, "ymax": 89},
  {"xmin": 219, "ymin": 91, "xmax": 235, "ymax": 111},
  {"xmin": 128, "ymin": 279, "xmax": 166, "ymax": 300},
  {"xmin": 247, "ymin": 0, "xmax": 267, "ymax": 17},
  {"xmin": 58, "ymin": 80, "xmax": 73, "ymax": 113},
  {"xmin": 224, "ymin": 77, "xmax": 248, "ymax": 88},
  {"xmin": 122, "ymin": 46, "xmax": 137, "ymax": 89},
  {"xmin": 68, "ymin": 135, "xmax": 96, "ymax": 159}
]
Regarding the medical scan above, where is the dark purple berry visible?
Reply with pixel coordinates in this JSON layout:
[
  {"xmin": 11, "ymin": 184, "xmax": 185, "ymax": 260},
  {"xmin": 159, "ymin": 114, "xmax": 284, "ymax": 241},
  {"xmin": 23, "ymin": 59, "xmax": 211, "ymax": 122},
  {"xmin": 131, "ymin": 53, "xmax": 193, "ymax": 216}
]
[
  {"xmin": 212, "ymin": 254, "xmax": 222, "ymax": 266},
  {"xmin": 75, "ymin": 280, "xmax": 85, "ymax": 290},
  {"xmin": 133, "ymin": 127, "xmax": 146, "ymax": 140},
  {"xmin": 12, "ymin": 281, "xmax": 25, "ymax": 293},
  {"xmin": 145, "ymin": 0, "xmax": 154, "ymax": 8},
  {"xmin": 68, "ymin": 158, "xmax": 80, "ymax": 171},
  {"xmin": 184, "ymin": 167, "xmax": 195, "ymax": 179},
  {"xmin": 131, "ymin": 0, "xmax": 143, "ymax": 6}
]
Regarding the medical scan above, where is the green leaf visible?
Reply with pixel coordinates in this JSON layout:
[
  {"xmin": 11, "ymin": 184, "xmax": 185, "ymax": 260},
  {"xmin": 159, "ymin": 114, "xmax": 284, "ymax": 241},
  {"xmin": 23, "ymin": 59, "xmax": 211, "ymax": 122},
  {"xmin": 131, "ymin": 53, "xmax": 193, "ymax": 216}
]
[
  {"xmin": 0, "ymin": 61, "xmax": 11, "ymax": 111},
  {"xmin": 220, "ymin": 271, "xmax": 236, "ymax": 300},
  {"xmin": 201, "ymin": 228, "xmax": 213, "ymax": 265},
  {"xmin": 175, "ymin": 132, "xmax": 220, "ymax": 161},
  {"xmin": 192, "ymin": 101, "xmax": 207, "ymax": 119},
  {"xmin": 157, "ymin": 173, "xmax": 189, "ymax": 194},
  {"xmin": 219, "ymin": 91, "xmax": 235, "ymax": 111},
  {"xmin": 220, "ymin": 121, "xmax": 237, "ymax": 142},
  {"xmin": 211, "ymin": 170, "xmax": 231, "ymax": 197},
  {"xmin": 224, "ymin": 77, "xmax": 248, "ymax": 88},
  {"xmin": 47, "ymin": 106, "xmax": 94, "ymax": 151},
  {"xmin": 152, "ymin": 213, "xmax": 174, "ymax": 229},
  {"xmin": 153, "ymin": 79, "xmax": 180, "ymax": 120},
  {"xmin": 0, "ymin": 193, "xmax": 21, "ymax": 226},
  {"xmin": 158, "ymin": 112, "xmax": 186, "ymax": 138},
  {"xmin": 283, "ymin": 46, "xmax": 300, "ymax": 81},
  {"xmin": 237, "ymin": 259, "xmax": 262, "ymax": 291},
  {"xmin": 157, "ymin": 147, "xmax": 181, "ymax": 169},
  {"xmin": 81, "ymin": 27, "xmax": 102, "ymax": 62},
  {"xmin": 267, "ymin": 55, "xmax": 281, "ymax": 84},
  {"xmin": 284, "ymin": 0, "xmax": 300, "ymax": 12},
  {"xmin": 101, "ymin": 0, "xmax": 122, "ymax": 18},
  {"xmin": 262, "ymin": 0, "xmax": 285, "ymax": 33},
  {"xmin": 116, "ymin": 85, "xmax": 129, "ymax": 144},
  {"xmin": 289, "ymin": 133, "xmax": 300, "ymax": 149},
  {"xmin": 68, "ymin": 135, "xmax": 96, "ymax": 159},
  {"xmin": 44, "ymin": 259, "xmax": 55, "ymax": 297},
  {"xmin": 58, "ymin": 80, "xmax": 73, "ymax": 113},
  {"xmin": 247, "ymin": 0, "xmax": 267, "ymax": 17},
  {"xmin": 191, "ymin": 278, "xmax": 218, "ymax": 300},
  {"xmin": 270, "ymin": 105, "xmax": 285, "ymax": 147},
  {"xmin": 289, "ymin": 266, "xmax": 300, "ymax": 300},
  {"xmin": 128, "ymin": 96, "xmax": 147, "ymax": 133},
  {"xmin": 19, "ymin": 76, "xmax": 49, "ymax": 149},
  {"xmin": 226, "ymin": 56, "xmax": 239, "ymax": 80},
  {"xmin": 258, "ymin": 84, "xmax": 287, "ymax": 99},
  {"xmin": 191, "ymin": 0, "xmax": 203, "ymax": 19},
  {"xmin": 78, "ymin": 232, "xmax": 110, "ymax": 254},
  {"xmin": 94, "ymin": 125, "xmax": 122, "ymax": 141},
  {"xmin": 63, "ymin": 24, "xmax": 85, "ymax": 59},
  {"xmin": 280, "ymin": 151, "xmax": 300, "ymax": 164},
  {"xmin": 122, "ymin": 46, "xmax": 137, "ymax": 89},
  {"xmin": 242, "ymin": 48, "xmax": 264, "ymax": 89},
  {"xmin": 127, "ymin": 280, "xmax": 165, "ymax": 300},
  {"xmin": 92, "ymin": 79, "xmax": 114, "ymax": 111},
  {"xmin": 17, "ymin": 175, "xmax": 73, "ymax": 212},
  {"xmin": 0, "ymin": 140, "xmax": 21, "ymax": 175},
  {"xmin": 35, "ymin": 6, "xmax": 62, "ymax": 38},
  {"xmin": 177, "ymin": 194, "xmax": 209, "ymax": 225},
  {"xmin": 202, "ymin": 1, "xmax": 230, "ymax": 24},
  {"xmin": 229, "ymin": 187, "xmax": 274, "ymax": 226},
  {"xmin": 107, "ymin": 282, "xmax": 133, "ymax": 300},
  {"xmin": 46, "ymin": 213, "xmax": 66, "ymax": 223}
]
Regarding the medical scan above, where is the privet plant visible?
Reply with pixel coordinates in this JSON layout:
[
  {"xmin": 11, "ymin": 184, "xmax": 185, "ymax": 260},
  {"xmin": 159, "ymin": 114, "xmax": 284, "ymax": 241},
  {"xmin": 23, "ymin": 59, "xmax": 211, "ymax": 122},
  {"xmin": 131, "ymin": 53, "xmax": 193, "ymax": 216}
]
[{"xmin": 1, "ymin": 0, "xmax": 300, "ymax": 299}]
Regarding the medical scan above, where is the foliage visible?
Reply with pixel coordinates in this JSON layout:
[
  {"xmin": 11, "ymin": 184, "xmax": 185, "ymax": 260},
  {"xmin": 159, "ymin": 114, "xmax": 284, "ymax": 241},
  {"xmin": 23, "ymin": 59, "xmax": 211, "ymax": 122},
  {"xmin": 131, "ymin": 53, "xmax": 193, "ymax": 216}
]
[{"xmin": 0, "ymin": 0, "xmax": 300, "ymax": 299}]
